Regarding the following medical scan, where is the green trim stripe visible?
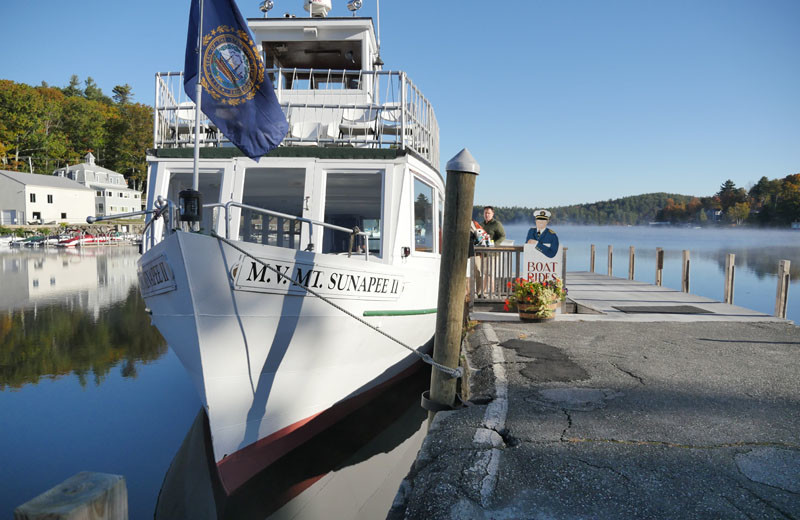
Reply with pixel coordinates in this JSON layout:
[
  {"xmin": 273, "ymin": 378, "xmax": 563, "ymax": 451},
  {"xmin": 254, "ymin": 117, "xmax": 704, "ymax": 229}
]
[{"xmin": 363, "ymin": 308, "xmax": 438, "ymax": 317}]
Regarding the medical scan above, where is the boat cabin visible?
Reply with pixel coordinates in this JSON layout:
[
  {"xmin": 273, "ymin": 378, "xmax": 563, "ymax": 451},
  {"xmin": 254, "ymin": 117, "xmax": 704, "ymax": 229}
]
[{"xmin": 146, "ymin": 11, "xmax": 443, "ymax": 263}]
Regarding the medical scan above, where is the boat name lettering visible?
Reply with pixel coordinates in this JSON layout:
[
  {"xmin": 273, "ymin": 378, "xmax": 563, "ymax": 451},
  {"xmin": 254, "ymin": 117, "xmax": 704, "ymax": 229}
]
[
  {"xmin": 138, "ymin": 255, "xmax": 177, "ymax": 297},
  {"xmin": 236, "ymin": 258, "xmax": 402, "ymax": 297}
]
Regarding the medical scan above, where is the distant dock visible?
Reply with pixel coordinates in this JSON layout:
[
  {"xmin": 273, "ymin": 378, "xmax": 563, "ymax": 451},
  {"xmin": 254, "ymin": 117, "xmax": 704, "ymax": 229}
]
[{"xmin": 390, "ymin": 273, "xmax": 799, "ymax": 519}]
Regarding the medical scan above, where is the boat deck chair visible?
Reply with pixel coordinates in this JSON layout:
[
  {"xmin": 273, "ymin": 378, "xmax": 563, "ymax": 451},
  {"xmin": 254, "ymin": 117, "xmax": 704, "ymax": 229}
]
[
  {"xmin": 288, "ymin": 121, "xmax": 337, "ymax": 146},
  {"xmin": 338, "ymin": 106, "xmax": 379, "ymax": 139}
]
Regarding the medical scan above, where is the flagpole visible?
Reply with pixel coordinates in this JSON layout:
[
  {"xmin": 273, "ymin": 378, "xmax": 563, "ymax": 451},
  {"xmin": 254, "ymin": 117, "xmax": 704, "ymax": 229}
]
[{"xmin": 192, "ymin": 0, "xmax": 205, "ymax": 192}]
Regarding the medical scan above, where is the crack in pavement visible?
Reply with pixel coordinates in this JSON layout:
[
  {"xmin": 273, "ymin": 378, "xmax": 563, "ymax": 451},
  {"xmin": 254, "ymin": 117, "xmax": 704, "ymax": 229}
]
[
  {"xmin": 575, "ymin": 457, "xmax": 631, "ymax": 482},
  {"xmin": 561, "ymin": 437, "xmax": 800, "ymax": 451},
  {"xmin": 738, "ymin": 484, "xmax": 796, "ymax": 520},
  {"xmin": 722, "ymin": 494, "xmax": 757, "ymax": 520},
  {"xmin": 609, "ymin": 361, "xmax": 645, "ymax": 385},
  {"xmin": 560, "ymin": 409, "xmax": 573, "ymax": 441}
]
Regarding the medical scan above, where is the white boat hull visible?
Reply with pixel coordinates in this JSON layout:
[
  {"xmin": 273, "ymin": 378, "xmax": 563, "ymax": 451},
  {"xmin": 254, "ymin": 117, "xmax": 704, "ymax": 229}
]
[{"xmin": 139, "ymin": 231, "xmax": 438, "ymax": 492}]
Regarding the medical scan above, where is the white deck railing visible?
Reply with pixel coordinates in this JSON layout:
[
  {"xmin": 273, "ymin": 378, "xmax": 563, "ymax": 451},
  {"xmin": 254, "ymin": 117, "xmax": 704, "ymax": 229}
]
[{"xmin": 153, "ymin": 69, "xmax": 439, "ymax": 167}]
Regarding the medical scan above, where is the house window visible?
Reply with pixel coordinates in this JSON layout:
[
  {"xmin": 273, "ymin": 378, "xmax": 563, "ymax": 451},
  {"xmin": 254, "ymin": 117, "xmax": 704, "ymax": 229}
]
[
  {"xmin": 413, "ymin": 178, "xmax": 434, "ymax": 252},
  {"xmin": 61, "ymin": 212, "xmax": 67, "ymax": 219},
  {"xmin": 96, "ymin": 190, "xmax": 102, "ymax": 196},
  {"xmin": 119, "ymin": 192, "xmax": 123, "ymax": 197},
  {"xmin": 98, "ymin": 203, "xmax": 104, "ymax": 212},
  {"xmin": 30, "ymin": 193, "xmax": 36, "ymax": 203},
  {"xmin": 47, "ymin": 194, "xmax": 53, "ymax": 203},
  {"xmin": 107, "ymin": 191, "xmax": 112, "ymax": 196}
]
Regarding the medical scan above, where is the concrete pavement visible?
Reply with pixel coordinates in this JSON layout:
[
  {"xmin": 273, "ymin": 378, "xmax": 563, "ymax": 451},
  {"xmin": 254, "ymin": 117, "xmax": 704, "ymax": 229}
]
[{"xmin": 389, "ymin": 317, "xmax": 800, "ymax": 519}]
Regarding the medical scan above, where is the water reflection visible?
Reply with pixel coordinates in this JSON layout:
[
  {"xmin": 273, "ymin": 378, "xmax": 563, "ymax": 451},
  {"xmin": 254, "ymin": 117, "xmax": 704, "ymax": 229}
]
[
  {"xmin": 156, "ymin": 367, "xmax": 430, "ymax": 519},
  {"xmin": 0, "ymin": 247, "xmax": 166, "ymax": 389},
  {"xmin": 695, "ymin": 246, "xmax": 800, "ymax": 280}
]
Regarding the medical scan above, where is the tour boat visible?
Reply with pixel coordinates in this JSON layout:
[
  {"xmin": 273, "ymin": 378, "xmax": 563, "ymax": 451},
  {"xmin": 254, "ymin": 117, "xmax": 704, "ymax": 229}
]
[{"xmin": 137, "ymin": 1, "xmax": 443, "ymax": 494}]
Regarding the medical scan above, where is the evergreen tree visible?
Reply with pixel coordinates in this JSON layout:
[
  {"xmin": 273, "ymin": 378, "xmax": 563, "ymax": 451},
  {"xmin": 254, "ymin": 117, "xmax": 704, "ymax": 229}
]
[{"xmin": 112, "ymin": 84, "xmax": 133, "ymax": 105}]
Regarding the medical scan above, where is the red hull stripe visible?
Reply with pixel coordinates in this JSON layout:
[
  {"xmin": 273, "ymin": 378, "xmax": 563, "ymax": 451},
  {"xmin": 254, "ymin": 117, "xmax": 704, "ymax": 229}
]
[{"xmin": 216, "ymin": 360, "xmax": 423, "ymax": 494}]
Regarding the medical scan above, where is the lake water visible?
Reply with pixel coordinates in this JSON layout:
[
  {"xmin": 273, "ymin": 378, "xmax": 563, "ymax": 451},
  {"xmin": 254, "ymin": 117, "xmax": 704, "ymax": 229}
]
[
  {"xmin": 504, "ymin": 224, "xmax": 799, "ymax": 323},
  {"xmin": 1, "ymin": 227, "xmax": 797, "ymax": 517}
]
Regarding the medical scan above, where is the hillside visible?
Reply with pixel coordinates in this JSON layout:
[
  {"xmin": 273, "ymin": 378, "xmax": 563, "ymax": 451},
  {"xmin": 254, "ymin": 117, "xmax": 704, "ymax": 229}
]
[{"xmin": 474, "ymin": 193, "xmax": 698, "ymax": 226}]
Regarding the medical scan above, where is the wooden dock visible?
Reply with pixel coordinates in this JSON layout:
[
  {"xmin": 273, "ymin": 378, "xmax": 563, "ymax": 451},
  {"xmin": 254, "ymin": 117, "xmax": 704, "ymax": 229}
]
[{"xmin": 471, "ymin": 271, "xmax": 788, "ymax": 323}]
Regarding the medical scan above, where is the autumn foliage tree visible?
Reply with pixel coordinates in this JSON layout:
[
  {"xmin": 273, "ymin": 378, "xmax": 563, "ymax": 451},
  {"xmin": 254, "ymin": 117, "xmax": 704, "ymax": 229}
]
[{"xmin": 0, "ymin": 77, "xmax": 151, "ymax": 186}]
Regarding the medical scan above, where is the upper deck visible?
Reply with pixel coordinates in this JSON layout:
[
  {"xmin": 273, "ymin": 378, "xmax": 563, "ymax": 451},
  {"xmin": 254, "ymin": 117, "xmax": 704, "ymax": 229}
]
[{"xmin": 153, "ymin": 16, "xmax": 439, "ymax": 168}]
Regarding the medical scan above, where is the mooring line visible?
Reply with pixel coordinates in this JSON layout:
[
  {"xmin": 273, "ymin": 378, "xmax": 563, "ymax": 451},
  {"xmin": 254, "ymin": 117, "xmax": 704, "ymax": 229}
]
[{"xmin": 211, "ymin": 232, "xmax": 462, "ymax": 379}]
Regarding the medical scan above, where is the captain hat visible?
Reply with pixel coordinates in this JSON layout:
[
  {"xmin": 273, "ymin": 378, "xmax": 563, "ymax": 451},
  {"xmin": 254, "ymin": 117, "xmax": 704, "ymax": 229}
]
[{"xmin": 534, "ymin": 209, "xmax": 551, "ymax": 220}]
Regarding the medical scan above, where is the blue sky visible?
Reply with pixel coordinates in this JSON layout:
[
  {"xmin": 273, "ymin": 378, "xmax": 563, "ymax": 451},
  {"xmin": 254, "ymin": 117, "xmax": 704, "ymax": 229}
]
[{"xmin": 2, "ymin": 0, "xmax": 798, "ymax": 207}]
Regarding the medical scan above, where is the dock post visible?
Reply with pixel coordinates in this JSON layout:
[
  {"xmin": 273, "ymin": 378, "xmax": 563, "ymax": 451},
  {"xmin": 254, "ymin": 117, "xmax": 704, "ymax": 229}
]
[
  {"xmin": 682, "ymin": 250, "xmax": 690, "ymax": 293},
  {"xmin": 655, "ymin": 248, "xmax": 664, "ymax": 286},
  {"xmin": 775, "ymin": 260, "xmax": 791, "ymax": 318},
  {"xmin": 428, "ymin": 149, "xmax": 478, "ymax": 420},
  {"xmin": 562, "ymin": 247, "xmax": 568, "ymax": 283},
  {"xmin": 607, "ymin": 245, "xmax": 613, "ymax": 277},
  {"xmin": 724, "ymin": 253, "xmax": 735, "ymax": 305},
  {"xmin": 14, "ymin": 472, "xmax": 127, "ymax": 520},
  {"xmin": 628, "ymin": 246, "xmax": 635, "ymax": 280},
  {"xmin": 590, "ymin": 244, "xmax": 595, "ymax": 273}
]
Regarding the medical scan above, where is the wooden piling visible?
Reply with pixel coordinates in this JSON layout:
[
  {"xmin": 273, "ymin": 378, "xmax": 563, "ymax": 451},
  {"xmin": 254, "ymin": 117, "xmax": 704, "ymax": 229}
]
[
  {"xmin": 628, "ymin": 246, "xmax": 635, "ymax": 280},
  {"xmin": 682, "ymin": 250, "xmax": 690, "ymax": 293},
  {"xmin": 608, "ymin": 245, "xmax": 613, "ymax": 277},
  {"xmin": 724, "ymin": 253, "xmax": 735, "ymax": 305},
  {"xmin": 429, "ymin": 149, "xmax": 478, "ymax": 419},
  {"xmin": 590, "ymin": 244, "xmax": 595, "ymax": 273},
  {"xmin": 775, "ymin": 260, "xmax": 791, "ymax": 319},
  {"xmin": 655, "ymin": 248, "xmax": 664, "ymax": 286},
  {"xmin": 562, "ymin": 247, "xmax": 568, "ymax": 283},
  {"xmin": 14, "ymin": 472, "xmax": 127, "ymax": 520}
]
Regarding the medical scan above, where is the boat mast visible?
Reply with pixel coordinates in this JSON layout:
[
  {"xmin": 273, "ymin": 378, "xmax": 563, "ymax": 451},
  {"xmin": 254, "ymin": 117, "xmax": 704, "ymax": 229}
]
[{"xmin": 192, "ymin": 0, "xmax": 205, "ymax": 192}]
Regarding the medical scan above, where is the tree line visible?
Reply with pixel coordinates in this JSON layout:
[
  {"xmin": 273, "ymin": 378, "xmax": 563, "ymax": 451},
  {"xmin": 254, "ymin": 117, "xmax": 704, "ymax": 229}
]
[
  {"xmin": 0, "ymin": 77, "xmax": 152, "ymax": 186},
  {"xmin": 474, "ymin": 176, "xmax": 800, "ymax": 227}
]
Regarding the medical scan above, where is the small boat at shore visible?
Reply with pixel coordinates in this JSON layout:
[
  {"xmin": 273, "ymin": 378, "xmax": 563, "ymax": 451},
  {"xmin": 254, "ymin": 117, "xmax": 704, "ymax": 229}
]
[{"xmin": 131, "ymin": 0, "xmax": 444, "ymax": 494}]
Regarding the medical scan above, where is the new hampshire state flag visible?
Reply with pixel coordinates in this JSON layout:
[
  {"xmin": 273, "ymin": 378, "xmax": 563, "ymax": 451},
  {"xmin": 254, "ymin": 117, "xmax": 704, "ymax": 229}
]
[{"xmin": 184, "ymin": 0, "xmax": 288, "ymax": 159}]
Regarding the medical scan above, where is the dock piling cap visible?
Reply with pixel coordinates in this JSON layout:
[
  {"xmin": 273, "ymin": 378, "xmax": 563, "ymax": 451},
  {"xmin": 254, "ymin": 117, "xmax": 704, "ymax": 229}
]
[{"xmin": 446, "ymin": 148, "xmax": 480, "ymax": 175}]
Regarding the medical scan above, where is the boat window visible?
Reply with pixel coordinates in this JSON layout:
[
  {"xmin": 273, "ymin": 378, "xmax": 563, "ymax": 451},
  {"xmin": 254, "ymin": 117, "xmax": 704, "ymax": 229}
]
[
  {"xmin": 240, "ymin": 168, "xmax": 305, "ymax": 249},
  {"xmin": 414, "ymin": 179, "xmax": 434, "ymax": 252},
  {"xmin": 167, "ymin": 170, "xmax": 223, "ymax": 232},
  {"xmin": 323, "ymin": 172, "xmax": 382, "ymax": 255}
]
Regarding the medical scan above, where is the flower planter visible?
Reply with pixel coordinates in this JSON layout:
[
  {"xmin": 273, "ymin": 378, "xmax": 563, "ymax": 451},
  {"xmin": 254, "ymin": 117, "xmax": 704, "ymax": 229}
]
[{"xmin": 517, "ymin": 302, "xmax": 559, "ymax": 322}]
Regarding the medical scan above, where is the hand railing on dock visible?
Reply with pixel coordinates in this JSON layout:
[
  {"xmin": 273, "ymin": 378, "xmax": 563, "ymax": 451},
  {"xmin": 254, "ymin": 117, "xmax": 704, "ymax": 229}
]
[{"xmin": 471, "ymin": 245, "xmax": 523, "ymax": 302}]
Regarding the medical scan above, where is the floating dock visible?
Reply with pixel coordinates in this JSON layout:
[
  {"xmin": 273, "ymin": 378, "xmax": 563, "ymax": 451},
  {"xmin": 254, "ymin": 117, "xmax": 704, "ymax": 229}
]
[{"xmin": 390, "ymin": 273, "xmax": 799, "ymax": 519}]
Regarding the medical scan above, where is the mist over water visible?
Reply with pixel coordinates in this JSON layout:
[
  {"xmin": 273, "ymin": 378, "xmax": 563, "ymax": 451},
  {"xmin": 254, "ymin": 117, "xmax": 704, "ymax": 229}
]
[{"xmin": 504, "ymin": 224, "xmax": 800, "ymax": 323}]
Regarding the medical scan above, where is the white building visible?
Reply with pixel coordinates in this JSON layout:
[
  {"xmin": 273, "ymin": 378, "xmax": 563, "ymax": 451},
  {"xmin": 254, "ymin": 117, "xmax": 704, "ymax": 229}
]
[
  {"xmin": 53, "ymin": 152, "xmax": 142, "ymax": 218},
  {"xmin": 0, "ymin": 169, "xmax": 95, "ymax": 225}
]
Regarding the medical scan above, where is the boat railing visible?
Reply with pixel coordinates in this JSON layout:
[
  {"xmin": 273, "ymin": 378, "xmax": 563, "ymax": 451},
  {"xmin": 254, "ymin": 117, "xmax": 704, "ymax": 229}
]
[
  {"xmin": 209, "ymin": 201, "xmax": 371, "ymax": 260},
  {"xmin": 153, "ymin": 69, "xmax": 439, "ymax": 166}
]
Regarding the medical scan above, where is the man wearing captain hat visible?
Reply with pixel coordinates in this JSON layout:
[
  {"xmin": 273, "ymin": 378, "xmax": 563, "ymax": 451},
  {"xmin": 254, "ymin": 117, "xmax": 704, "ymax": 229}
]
[{"xmin": 526, "ymin": 209, "xmax": 559, "ymax": 259}]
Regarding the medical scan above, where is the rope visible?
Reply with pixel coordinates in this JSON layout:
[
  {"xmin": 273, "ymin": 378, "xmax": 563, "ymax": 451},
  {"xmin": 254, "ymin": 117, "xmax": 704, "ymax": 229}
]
[{"xmin": 211, "ymin": 232, "xmax": 462, "ymax": 379}]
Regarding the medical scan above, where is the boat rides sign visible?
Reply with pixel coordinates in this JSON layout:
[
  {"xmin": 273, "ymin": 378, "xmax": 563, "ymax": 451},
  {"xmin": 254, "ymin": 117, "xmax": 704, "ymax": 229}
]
[
  {"xmin": 231, "ymin": 255, "xmax": 404, "ymax": 300},
  {"xmin": 522, "ymin": 243, "xmax": 563, "ymax": 283}
]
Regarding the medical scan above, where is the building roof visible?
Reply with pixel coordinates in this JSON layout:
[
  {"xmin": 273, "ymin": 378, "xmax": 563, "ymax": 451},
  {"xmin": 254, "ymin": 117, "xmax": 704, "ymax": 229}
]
[{"xmin": 0, "ymin": 170, "xmax": 94, "ymax": 191}]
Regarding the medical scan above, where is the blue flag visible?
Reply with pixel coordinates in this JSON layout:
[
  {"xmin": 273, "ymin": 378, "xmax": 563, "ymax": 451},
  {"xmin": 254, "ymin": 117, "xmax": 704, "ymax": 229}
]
[{"xmin": 184, "ymin": 0, "xmax": 288, "ymax": 159}]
